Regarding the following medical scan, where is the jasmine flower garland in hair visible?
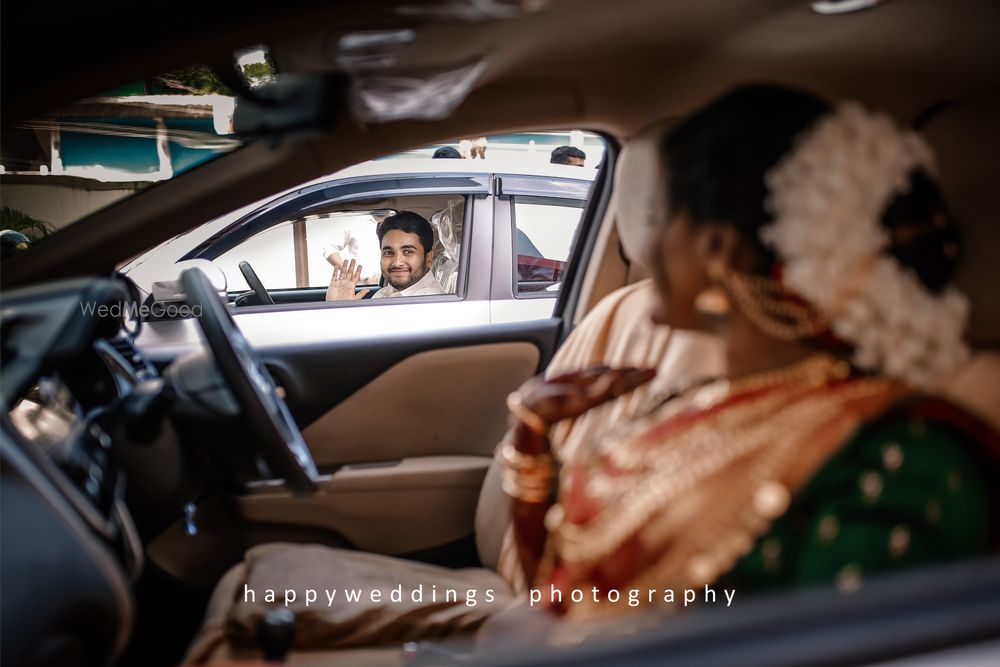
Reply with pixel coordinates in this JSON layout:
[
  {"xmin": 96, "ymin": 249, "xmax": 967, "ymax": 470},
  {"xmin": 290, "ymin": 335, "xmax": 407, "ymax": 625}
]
[{"xmin": 761, "ymin": 102, "xmax": 969, "ymax": 390}]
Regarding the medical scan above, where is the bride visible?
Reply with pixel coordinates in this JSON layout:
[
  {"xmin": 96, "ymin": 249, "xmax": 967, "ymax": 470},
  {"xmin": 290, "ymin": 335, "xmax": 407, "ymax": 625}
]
[{"xmin": 501, "ymin": 85, "xmax": 999, "ymax": 616}]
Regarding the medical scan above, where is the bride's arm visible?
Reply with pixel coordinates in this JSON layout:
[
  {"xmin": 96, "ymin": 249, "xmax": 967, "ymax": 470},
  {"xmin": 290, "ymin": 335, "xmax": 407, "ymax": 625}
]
[
  {"xmin": 504, "ymin": 367, "xmax": 656, "ymax": 585},
  {"xmin": 504, "ymin": 421, "xmax": 557, "ymax": 585}
]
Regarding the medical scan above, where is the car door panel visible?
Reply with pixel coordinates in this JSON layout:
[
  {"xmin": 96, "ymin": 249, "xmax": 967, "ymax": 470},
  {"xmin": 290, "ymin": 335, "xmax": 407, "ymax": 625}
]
[
  {"xmin": 491, "ymin": 296, "xmax": 558, "ymax": 325},
  {"xmin": 147, "ymin": 323, "xmax": 555, "ymax": 583},
  {"xmin": 264, "ymin": 319, "xmax": 557, "ymax": 429},
  {"xmin": 298, "ymin": 341, "xmax": 539, "ymax": 465},
  {"xmin": 134, "ymin": 190, "xmax": 493, "ymax": 362},
  {"xmin": 236, "ymin": 455, "xmax": 491, "ymax": 556},
  {"xmin": 136, "ymin": 299, "xmax": 491, "ymax": 362},
  {"xmin": 145, "ymin": 456, "xmax": 491, "ymax": 588}
]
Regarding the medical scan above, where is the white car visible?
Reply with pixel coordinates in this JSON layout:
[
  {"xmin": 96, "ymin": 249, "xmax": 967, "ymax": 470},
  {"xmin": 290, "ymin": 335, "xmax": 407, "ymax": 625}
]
[{"xmin": 120, "ymin": 158, "xmax": 597, "ymax": 361}]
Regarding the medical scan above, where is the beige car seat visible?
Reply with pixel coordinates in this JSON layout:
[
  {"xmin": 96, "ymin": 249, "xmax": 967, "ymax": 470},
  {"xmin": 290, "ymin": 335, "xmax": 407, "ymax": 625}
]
[
  {"xmin": 429, "ymin": 200, "xmax": 464, "ymax": 293},
  {"xmin": 923, "ymin": 92, "xmax": 1000, "ymax": 430}
]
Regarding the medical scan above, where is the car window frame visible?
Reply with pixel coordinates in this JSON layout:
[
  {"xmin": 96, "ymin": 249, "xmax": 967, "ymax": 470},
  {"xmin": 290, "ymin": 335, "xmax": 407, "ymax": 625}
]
[
  {"xmin": 181, "ymin": 173, "xmax": 489, "ymax": 258},
  {"xmin": 509, "ymin": 194, "xmax": 587, "ymax": 297},
  {"xmin": 181, "ymin": 172, "xmax": 490, "ymax": 314},
  {"xmin": 491, "ymin": 173, "xmax": 594, "ymax": 303}
]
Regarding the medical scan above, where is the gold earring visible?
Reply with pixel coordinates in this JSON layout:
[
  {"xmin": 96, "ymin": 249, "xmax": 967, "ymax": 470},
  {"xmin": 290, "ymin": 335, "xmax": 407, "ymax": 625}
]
[
  {"xmin": 695, "ymin": 286, "xmax": 731, "ymax": 317},
  {"xmin": 695, "ymin": 260, "xmax": 731, "ymax": 317}
]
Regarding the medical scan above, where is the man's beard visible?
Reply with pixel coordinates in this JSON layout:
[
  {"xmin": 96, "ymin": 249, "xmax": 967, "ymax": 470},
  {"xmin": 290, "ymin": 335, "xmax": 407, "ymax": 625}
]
[{"xmin": 386, "ymin": 264, "xmax": 428, "ymax": 290}]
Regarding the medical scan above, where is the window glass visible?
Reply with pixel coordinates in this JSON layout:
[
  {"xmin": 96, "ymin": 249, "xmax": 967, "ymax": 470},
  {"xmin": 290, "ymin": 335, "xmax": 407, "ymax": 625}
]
[
  {"xmin": 0, "ymin": 53, "xmax": 267, "ymax": 255},
  {"xmin": 513, "ymin": 196, "xmax": 585, "ymax": 294}
]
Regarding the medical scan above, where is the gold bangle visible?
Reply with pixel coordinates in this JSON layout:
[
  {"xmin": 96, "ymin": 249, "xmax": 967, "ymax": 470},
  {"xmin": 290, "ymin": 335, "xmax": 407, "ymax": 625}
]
[
  {"xmin": 502, "ymin": 465, "xmax": 555, "ymax": 490},
  {"xmin": 502, "ymin": 469, "xmax": 555, "ymax": 503},
  {"xmin": 504, "ymin": 461, "xmax": 556, "ymax": 488},
  {"xmin": 506, "ymin": 391, "xmax": 550, "ymax": 435},
  {"xmin": 501, "ymin": 443, "xmax": 556, "ymax": 502},
  {"xmin": 501, "ymin": 443, "xmax": 555, "ymax": 471}
]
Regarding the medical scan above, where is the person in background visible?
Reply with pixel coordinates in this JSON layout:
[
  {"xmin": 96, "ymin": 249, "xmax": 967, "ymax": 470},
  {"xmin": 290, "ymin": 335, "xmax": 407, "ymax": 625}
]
[
  {"xmin": 550, "ymin": 145, "xmax": 586, "ymax": 166},
  {"xmin": 460, "ymin": 137, "xmax": 488, "ymax": 159},
  {"xmin": 0, "ymin": 229, "xmax": 32, "ymax": 259},
  {"xmin": 433, "ymin": 146, "xmax": 462, "ymax": 159}
]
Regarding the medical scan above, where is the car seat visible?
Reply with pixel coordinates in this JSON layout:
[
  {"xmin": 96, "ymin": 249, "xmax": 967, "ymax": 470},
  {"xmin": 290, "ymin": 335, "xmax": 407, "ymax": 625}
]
[
  {"xmin": 429, "ymin": 200, "xmax": 463, "ymax": 293},
  {"xmin": 921, "ymin": 92, "xmax": 1000, "ymax": 431}
]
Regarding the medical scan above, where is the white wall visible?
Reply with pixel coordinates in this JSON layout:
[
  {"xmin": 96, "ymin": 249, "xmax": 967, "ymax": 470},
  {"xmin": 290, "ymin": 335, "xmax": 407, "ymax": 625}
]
[{"xmin": 1, "ymin": 179, "xmax": 143, "ymax": 230}]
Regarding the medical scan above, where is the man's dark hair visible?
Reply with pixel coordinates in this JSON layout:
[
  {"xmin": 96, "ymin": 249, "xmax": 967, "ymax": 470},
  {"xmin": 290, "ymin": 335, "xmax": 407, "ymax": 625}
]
[
  {"xmin": 550, "ymin": 145, "xmax": 586, "ymax": 164},
  {"xmin": 433, "ymin": 146, "xmax": 462, "ymax": 159},
  {"xmin": 376, "ymin": 211, "xmax": 435, "ymax": 256}
]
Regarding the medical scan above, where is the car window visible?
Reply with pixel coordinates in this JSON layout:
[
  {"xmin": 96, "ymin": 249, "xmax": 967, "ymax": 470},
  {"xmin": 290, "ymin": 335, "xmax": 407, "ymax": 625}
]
[
  {"xmin": 117, "ymin": 129, "xmax": 602, "ymax": 315},
  {"xmin": 512, "ymin": 196, "xmax": 586, "ymax": 294},
  {"xmin": 214, "ymin": 196, "xmax": 467, "ymax": 298},
  {"xmin": 0, "ymin": 54, "xmax": 273, "ymax": 254},
  {"xmin": 216, "ymin": 212, "xmax": 384, "ymax": 292}
]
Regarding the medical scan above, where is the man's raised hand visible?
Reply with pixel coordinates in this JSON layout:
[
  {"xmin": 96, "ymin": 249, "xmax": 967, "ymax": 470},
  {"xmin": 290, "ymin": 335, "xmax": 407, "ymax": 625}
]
[{"xmin": 325, "ymin": 258, "xmax": 371, "ymax": 301}]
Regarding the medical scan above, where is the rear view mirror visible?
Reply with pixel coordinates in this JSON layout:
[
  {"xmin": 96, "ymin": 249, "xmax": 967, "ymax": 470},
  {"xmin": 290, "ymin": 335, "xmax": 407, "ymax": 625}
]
[{"xmin": 232, "ymin": 74, "xmax": 347, "ymax": 137}]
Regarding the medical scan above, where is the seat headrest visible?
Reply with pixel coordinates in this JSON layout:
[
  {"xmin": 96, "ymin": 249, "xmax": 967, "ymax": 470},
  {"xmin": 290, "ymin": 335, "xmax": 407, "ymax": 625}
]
[
  {"xmin": 609, "ymin": 119, "xmax": 672, "ymax": 270},
  {"xmin": 921, "ymin": 92, "xmax": 1000, "ymax": 347}
]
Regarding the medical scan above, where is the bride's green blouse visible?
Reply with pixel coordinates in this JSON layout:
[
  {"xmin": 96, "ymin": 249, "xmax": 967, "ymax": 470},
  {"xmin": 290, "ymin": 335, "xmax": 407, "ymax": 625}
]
[{"xmin": 727, "ymin": 408, "xmax": 993, "ymax": 592}]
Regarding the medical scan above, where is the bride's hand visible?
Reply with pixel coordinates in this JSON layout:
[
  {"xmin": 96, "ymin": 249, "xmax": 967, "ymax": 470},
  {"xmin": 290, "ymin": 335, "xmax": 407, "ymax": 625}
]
[{"xmin": 517, "ymin": 366, "xmax": 656, "ymax": 427}]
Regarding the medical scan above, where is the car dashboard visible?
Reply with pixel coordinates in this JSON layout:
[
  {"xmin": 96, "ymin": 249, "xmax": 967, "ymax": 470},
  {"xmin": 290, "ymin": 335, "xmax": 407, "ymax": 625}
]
[{"xmin": 1, "ymin": 277, "xmax": 162, "ymax": 667}]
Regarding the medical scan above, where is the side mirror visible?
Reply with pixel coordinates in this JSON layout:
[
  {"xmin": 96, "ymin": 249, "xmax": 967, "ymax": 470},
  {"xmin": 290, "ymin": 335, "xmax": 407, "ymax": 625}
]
[
  {"xmin": 151, "ymin": 260, "xmax": 228, "ymax": 306},
  {"xmin": 143, "ymin": 259, "xmax": 227, "ymax": 322},
  {"xmin": 232, "ymin": 74, "xmax": 346, "ymax": 137}
]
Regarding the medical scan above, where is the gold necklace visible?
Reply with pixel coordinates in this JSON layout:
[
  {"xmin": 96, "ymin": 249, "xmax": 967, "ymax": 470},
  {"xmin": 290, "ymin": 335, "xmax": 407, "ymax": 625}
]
[{"xmin": 628, "ymin": 378, "xmax": 894, "ymax": 593}]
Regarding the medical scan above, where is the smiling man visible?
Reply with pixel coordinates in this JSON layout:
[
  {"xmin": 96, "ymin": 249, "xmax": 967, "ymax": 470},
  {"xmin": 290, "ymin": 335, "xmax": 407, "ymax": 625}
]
[{"xmin": 325, "ymin": 211, "xmax": 445, "ymax": 301}]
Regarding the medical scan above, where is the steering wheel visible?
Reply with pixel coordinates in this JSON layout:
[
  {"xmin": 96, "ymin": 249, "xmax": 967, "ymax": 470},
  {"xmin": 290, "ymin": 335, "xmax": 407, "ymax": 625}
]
[
  {"xmin": 238, "ymin": 261, "xmax": 274, "ymax": 305},
  {"xmin": 181, "ymin": 268, "xmax": 318, "ymax": 494}
]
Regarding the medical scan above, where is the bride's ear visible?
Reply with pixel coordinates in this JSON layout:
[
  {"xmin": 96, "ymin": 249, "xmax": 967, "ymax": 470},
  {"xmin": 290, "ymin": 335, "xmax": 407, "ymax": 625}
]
[{"xmin": 695, "ymin": 223, "xmax": 741, "ymax": 270}]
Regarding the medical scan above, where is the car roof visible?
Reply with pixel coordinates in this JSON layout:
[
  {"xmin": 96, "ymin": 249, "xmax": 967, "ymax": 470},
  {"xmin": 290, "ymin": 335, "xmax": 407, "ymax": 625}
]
[
  {"xmin": 332, "ymin": 158, "xmax": 598, "ymax": 182},
  {"xmin": 7, "ymin": 0, "xmax": 1000, "ymax": 128},
  {"xmin": 5, "ymin": 0, "xmax": 999, "ymax": 285}
]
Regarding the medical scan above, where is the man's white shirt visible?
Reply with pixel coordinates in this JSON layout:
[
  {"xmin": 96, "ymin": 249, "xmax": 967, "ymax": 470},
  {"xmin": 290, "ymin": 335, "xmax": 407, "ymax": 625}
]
[{"xmin": 370, "ymin": 270, "xmax": 445, "ymax": 299}]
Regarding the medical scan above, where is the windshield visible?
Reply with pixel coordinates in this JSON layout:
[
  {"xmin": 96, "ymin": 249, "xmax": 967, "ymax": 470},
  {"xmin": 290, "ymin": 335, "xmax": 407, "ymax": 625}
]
[{"xmin": 0, "ymin": 56, "xmax": 271, "ymax": 255}]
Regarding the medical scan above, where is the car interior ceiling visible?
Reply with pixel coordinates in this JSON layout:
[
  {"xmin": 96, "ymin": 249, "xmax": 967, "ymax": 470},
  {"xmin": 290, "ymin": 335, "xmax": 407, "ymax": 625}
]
[
  {"xmin": 3, "ymin": 0, "xmax": 999, "ymax": 286},
  {"xmin": 2, "ymin": 2, "xmax": 1000, "ymax": 667}
]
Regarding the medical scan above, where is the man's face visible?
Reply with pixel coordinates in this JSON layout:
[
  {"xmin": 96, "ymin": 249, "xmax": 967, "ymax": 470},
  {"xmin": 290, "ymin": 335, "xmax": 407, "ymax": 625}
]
[
  {"xmin": 380, "ymin": 229, "xmax": 432, "ymax": 290},
  {"xmin": 565, "ymin": 156, "xmax": 585, "ymax": 167}
]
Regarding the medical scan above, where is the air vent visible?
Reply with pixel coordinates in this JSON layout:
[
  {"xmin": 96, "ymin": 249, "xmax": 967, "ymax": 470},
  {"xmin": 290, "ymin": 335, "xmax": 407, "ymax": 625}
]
[{"xmin": 107, "ymin": 336, "xmax": 157, "ymax": 380}]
